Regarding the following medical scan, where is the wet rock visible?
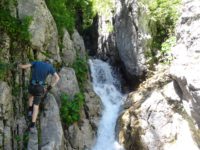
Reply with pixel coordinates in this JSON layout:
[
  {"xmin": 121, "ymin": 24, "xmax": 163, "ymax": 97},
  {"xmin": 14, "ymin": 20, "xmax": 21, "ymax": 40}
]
[
  {"xmin": 65, "ymin": 81, "xmax": 102, "ymax": 150},
  {"xmin": 66, "ymin": 120, "xmax": 94, "ymax": 150},
  {"xmin": 84, "ymin": 81, "xmax": 102, "ymax": 130}
]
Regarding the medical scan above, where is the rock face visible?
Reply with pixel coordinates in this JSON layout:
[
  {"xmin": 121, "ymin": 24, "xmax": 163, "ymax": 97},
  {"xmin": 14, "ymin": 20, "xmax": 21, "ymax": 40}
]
[
  {"xmin": 40, "ymin": 94, "xmax": 65, "ymax": 150},
  {"xmin": 170, "ymin": 0, "xmax": 200, "ymax": 128},
  {"xmin": 84, "ymin": 81, "xmax": 102, "ymax": 130},
  {"xmin": 50, "ymin": 67, "xmax": 80, "ymax": 105},
  {"xmin": 27, "ymin": 94, "xmax": 65, "ymax": 150},
  {"xmin": 118, "ymin": 0, "xmax": 200, "ymax": 149},
  {"xmin": 14, "ymin": 117, "xmax": 27, "ymax": 150},
  {"xmin": 62, "ymin": 30, "xmax": 76, "ymax": 66},
  {"xmin": 0, "ymin": 82, "xmax": 13, "ymax": 150},
  {"xmin": 95, "ymin": 0, "xmax": 119, "ymax": 63},
  {"xmin": 94, "ymin": 0, "xmax": 152, "ymax": 81},
  {"xmin": 65, "ymin": 81, "xmax": 102, "ymax": 150},
  {"xmin": 72, "ymin": 30, "xmax": 86, "ymax": 58},
  {"xmin": 17, "ymin": 0, "xmax": 61, "ymax": 61},
  {"xmin": 27, "ymin": 129, "xmax": 38, "ymax": 150},
  {"xmin": 115, "ymin": 0, "xmax": 151, "ymax": 78},
  {"xmin": 0, "ymin": 32, "xmax": 10, "ymax": 63},
  {"xmin": 118, "ymin": 65, "xmax": 200, "ymax": 150}
]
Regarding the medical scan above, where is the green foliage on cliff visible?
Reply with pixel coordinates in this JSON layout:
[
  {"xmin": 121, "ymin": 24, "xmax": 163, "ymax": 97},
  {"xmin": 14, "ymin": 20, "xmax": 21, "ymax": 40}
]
[
  {"xmin": 0, "ymin": 61, "xmax": 8, "ymax": 80},
  {"xmin": 0, "ymin": 0, "xmax": 17, "ymax": 10},
  {"xmin": 159, "ymin": 36, "xmax": 176, "ymax": 63},
  {"xmin": 146, "ymin": 0, "xmax": 181, "ymax": 66},
  {"xmin": 60, "ymin": 92, "xmax": 85, "ymax": 126},
  {"xmin": 72, "ymin": 57, "xmax": 88, "ymax": 91},
  {"xmin": 45, "ymin": 0, "xmax": 75, "ymax": 35},
  {"xmin": 45, "ymin": 0, "xmax": 94, "ymax": 36},
  {"xmin": 0, "ymin": 10, "xmax": 32, "ymax": 43},
  {"xmin": 149, "ymin": 0, "xmax": 180, "ymax": 48},
  {"xmin": 92, "ymin": 0, "xmax": 115, "ymax": 17},
  {"xmin": 0, "ymin": 9, "xmax": 31, "ymax": 80},
  {"xmin": 45, "ymin": 0, "xmax": 115, "ymax": 37}
]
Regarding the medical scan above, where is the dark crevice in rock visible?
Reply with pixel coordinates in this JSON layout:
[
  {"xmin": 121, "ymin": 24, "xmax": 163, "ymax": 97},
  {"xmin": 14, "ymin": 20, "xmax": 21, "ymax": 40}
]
[
  {"xmin": 83, "ymin": 105, "xmax": 90, "ymax": 120},
  {"xmin": 173, "ymin": 80, "xmax": 184, "ymax": 100},
  {"xmin": 82, "ymin": 15, "xmax": 99, "ymax": 56}
]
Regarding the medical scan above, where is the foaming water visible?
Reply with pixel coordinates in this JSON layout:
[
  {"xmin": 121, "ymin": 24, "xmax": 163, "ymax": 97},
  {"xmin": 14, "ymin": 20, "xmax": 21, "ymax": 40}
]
[{"xmin": 89, "ymin": 59, "xmax": 126, "ymax": 150}]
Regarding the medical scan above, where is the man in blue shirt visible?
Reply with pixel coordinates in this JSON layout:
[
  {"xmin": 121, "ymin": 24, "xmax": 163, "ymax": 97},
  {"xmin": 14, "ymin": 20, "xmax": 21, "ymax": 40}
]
[{"xmin": 19, "ymin": 60, "xmax": 60, "ymax": 132}]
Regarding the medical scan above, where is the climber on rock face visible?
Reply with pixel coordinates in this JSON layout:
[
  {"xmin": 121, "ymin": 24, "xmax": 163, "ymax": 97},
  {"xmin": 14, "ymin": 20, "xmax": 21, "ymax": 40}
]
[{"xmin": 19, "ymin": 60, "xmax": 60, "ymax": 132}]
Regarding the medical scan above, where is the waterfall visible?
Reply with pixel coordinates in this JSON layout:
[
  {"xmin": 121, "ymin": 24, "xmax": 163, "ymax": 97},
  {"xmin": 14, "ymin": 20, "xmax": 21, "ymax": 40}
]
[{"xmin": 89, "ymin": 59, "xmax": 126, "ymax": 150}]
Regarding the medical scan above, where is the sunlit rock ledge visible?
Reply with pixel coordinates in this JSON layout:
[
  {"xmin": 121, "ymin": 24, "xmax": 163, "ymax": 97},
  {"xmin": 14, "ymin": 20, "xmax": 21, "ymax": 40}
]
[{"xmin": 117, "ymin": 64, "xmax": 200, "ymax": 150}]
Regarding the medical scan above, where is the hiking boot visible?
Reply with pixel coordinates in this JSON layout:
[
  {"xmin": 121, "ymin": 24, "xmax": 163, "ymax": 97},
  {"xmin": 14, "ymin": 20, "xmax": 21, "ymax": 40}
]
[
  {"xmin": 28, "ymin": 110, "xmax": 32, "ymax": 117},
  {"xmin": 28, "ymin": 106, "xmax": 33, "ymax": 119},
  {"xmin": 28, "ymin": 126, "xmax": 37, "ymax": 134},
  {"xmin": 27, "ymin": 110, "xmax": 32, "ymax": 121}
]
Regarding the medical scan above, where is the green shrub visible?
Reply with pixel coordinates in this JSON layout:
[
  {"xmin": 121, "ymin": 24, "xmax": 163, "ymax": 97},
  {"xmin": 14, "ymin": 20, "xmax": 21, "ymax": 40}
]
[
  {"xmin": 60, "ymin": 92, "xmax": 85, "ymax": 126},
  {"xmin": 146, "ymin": 36, "xmax": 176, "ymax": 66},
  {"xmin": 159, "ymin": 36, "xmax": 176, "ymax": 63},
  {"xmin": 75, "ymin": 0, "xmax": 94, "ymax": 29},
  {"xmin": 147, "ymin": 0, "xmax": 181, "ymax": 66},
  {"xmin": 149, "ymin": 0, "xmax": 181, "ymax": 42},
  {"xmin": 72, "ymin": 57, "xmax": 88, "ymax": 91}
]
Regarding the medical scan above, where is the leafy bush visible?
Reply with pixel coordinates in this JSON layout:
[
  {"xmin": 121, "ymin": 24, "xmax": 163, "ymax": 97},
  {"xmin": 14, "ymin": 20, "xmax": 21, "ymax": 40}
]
[
  {"xmin": 146, "ymin": 36, "xmax": 176, "ymax": 66},
  {"xmin": 159, "ymin": 36, "xmax": 176, "ymax": 63},
  {"xmin": 149, "ymin": 0, "xmax": 181, "ymax": 46},
  {"xmin": 72, "ymin": 57, "xmax": 88, "ymax": 91},
  {"xmin": 146, "ymin": 0, "xmax": 181, "ymax": 67},
  {"xmin": 60, "ymin": 92, "xmax": 85, "ymax": 126},
  {"xmin": 75, "ymin": 0, "xmax": 94, "ymax": 29}
]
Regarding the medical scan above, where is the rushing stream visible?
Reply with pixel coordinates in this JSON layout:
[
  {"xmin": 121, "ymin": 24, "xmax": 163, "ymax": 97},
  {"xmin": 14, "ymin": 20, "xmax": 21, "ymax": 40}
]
[{"xmin": 89, "ymin": 59, "xmax": 126, "ymax": 150}]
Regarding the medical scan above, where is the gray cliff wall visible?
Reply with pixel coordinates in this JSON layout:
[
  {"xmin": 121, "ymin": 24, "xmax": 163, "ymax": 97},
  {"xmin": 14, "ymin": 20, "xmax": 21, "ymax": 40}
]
[
  {"xmin": 117, "ymin": 0, "xmax": 200, "ymax": 149},
  {"xmin": 95, "ymin": 0, "xmax": 152, "ymax": 83},
  {"xmin": 170, "ymin": 0, "xmax": 200, "ymax": 128},
  {"xmin": 115, "ymin": 0, "xmax": 151, "ymax": 78}
]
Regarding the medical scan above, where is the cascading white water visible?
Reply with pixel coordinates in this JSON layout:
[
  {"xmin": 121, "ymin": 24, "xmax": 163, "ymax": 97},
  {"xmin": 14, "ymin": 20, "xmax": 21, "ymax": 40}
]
[{"xmin": 89, "ymin": 59, "xmax": 126, "ymax": 150}]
